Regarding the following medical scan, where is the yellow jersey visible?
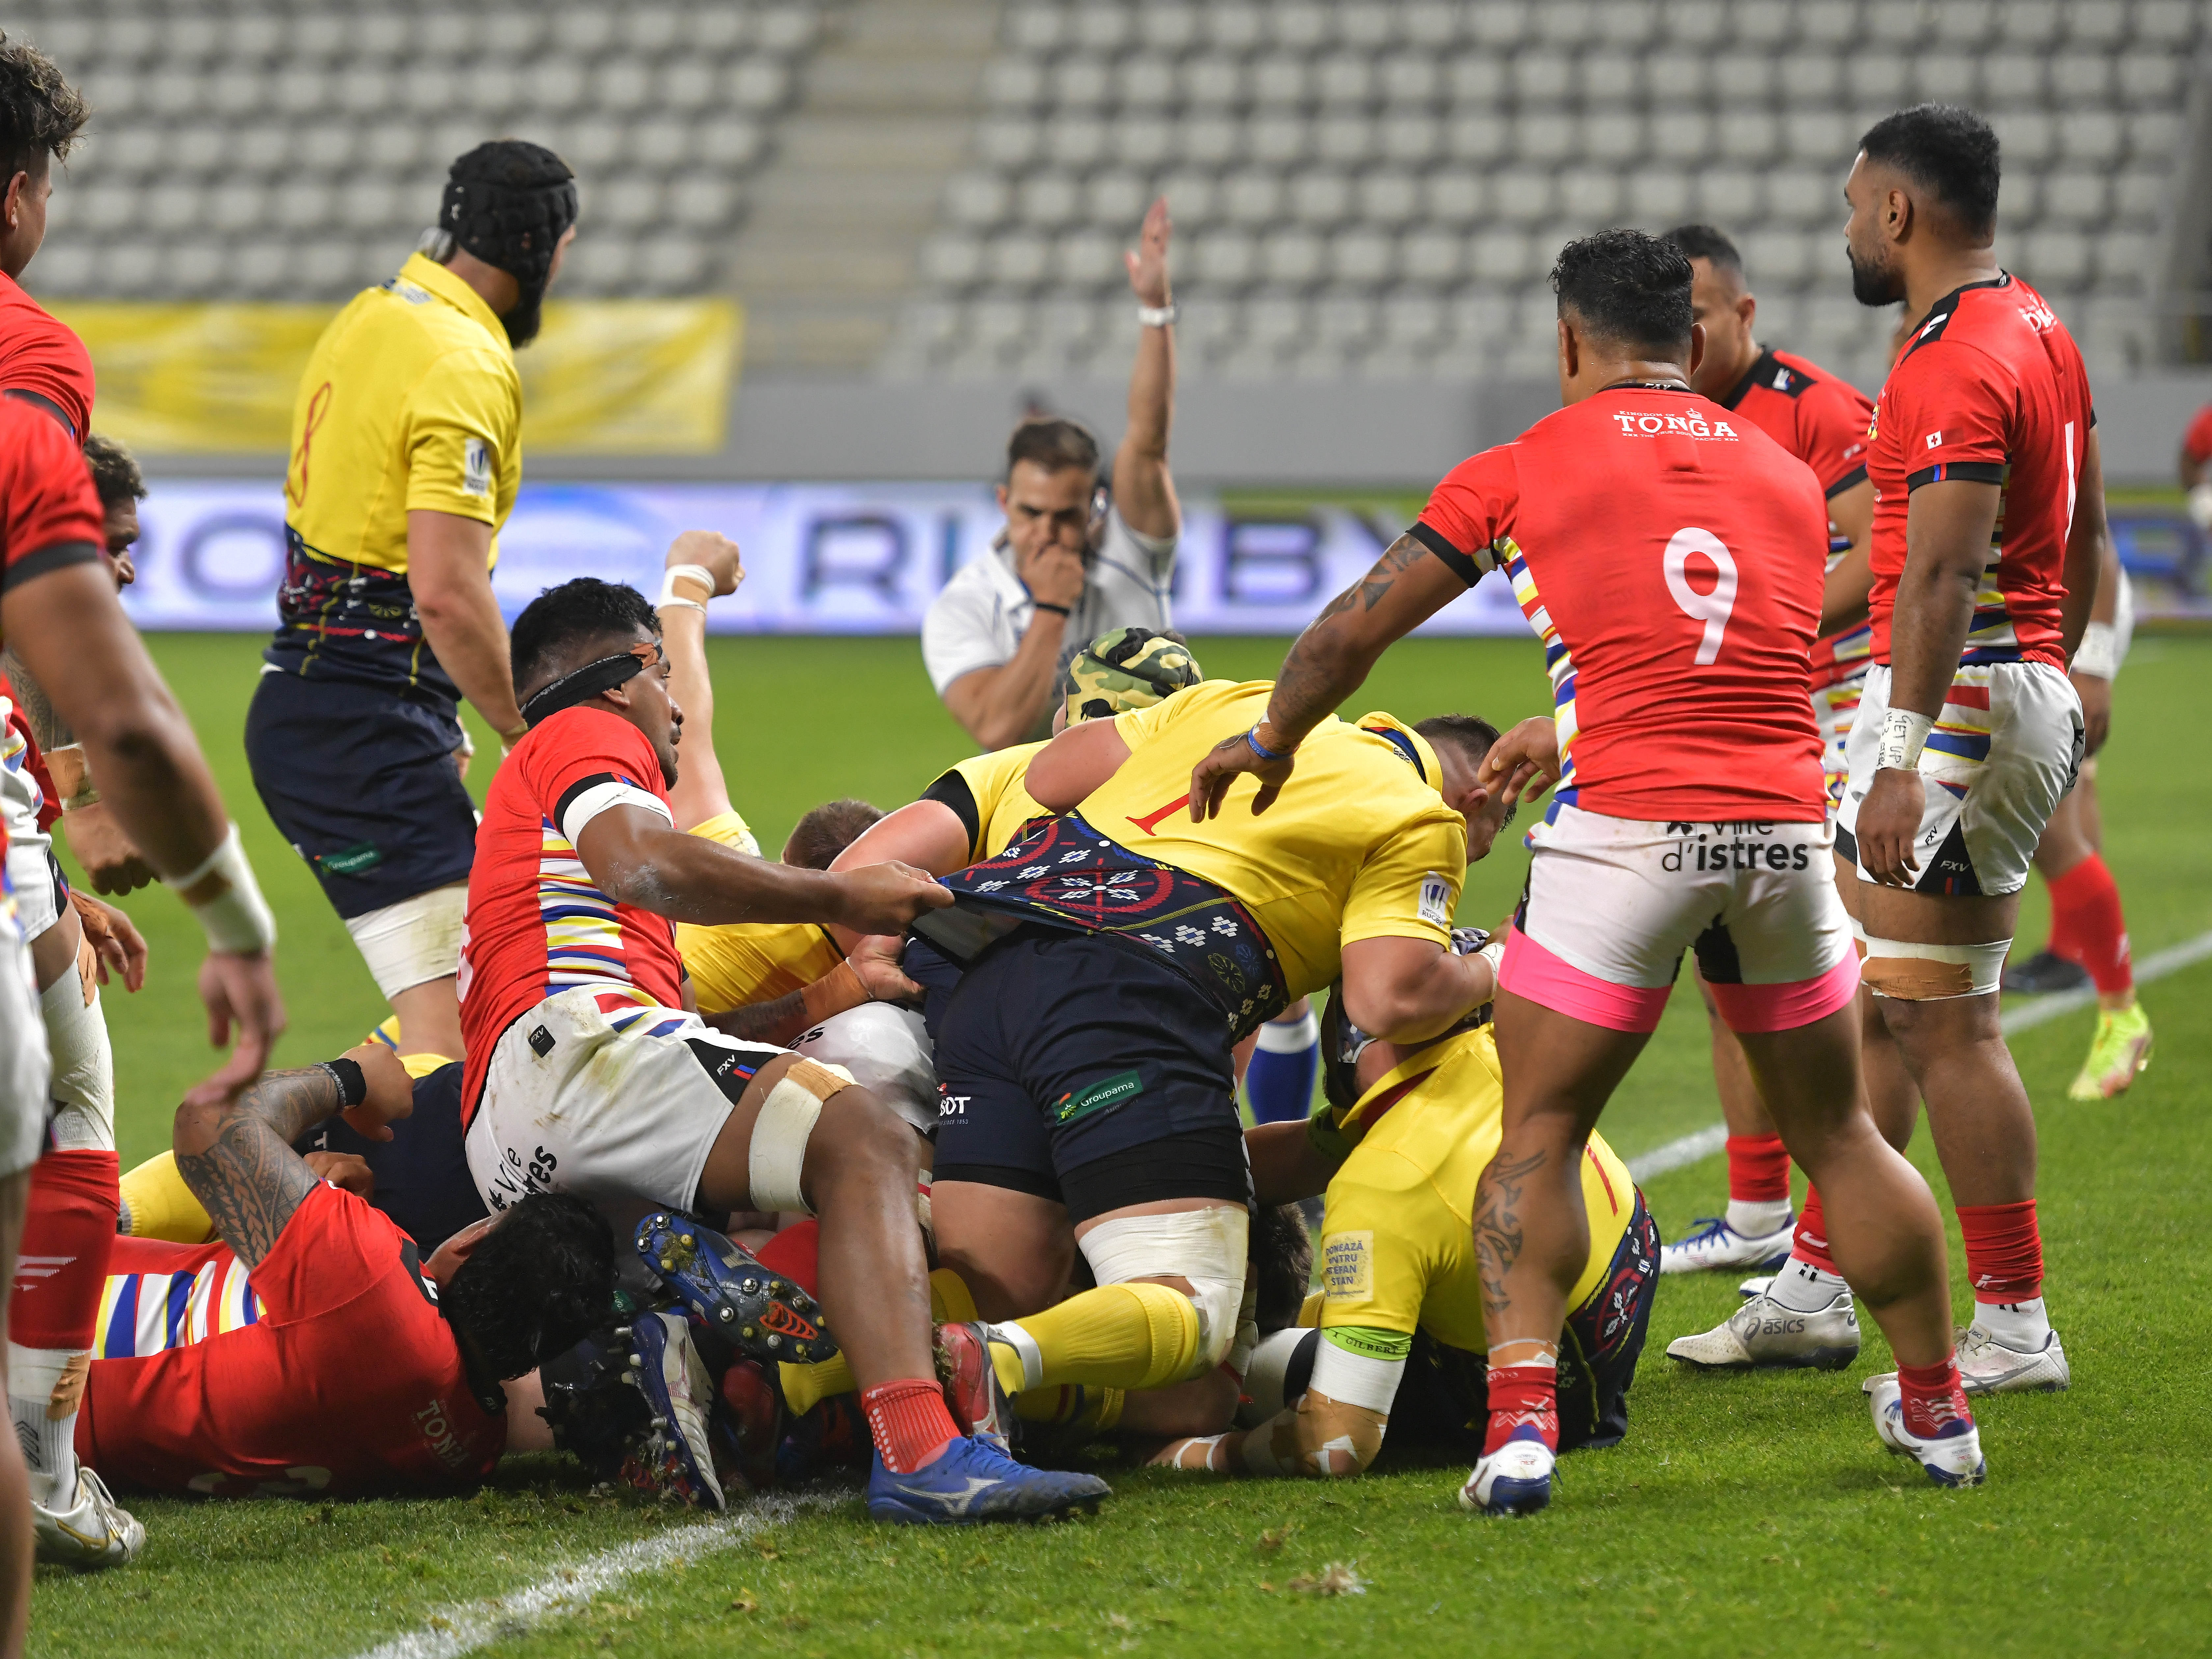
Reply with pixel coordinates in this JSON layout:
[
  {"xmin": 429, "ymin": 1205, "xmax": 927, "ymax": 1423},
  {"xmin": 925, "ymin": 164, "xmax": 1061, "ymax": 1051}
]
[
  {"xmin": 676, "ymin": 811, "xmax": 842, "ymax": 1016},
  {"xmin": 269, "ymin": 252, "xmax": 523, "ymax": 696},
  {"xmin": 1091, "ymin": 680, "xmax": 1468, "ymax": 1000},
  {"xmin": 1315, "ymin": 1025, "xmax": 1636, "ymax": 1349},
  {"xmin": 922, "ymin": 739, "xmax": 1052, "ymax": 863}
]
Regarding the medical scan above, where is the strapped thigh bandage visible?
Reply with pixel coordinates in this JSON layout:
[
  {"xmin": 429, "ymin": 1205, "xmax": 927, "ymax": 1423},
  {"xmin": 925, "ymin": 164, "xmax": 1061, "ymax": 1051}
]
[
  {"xmin": 746, "ymin": 1058, "xmax": 853, "ymax": 1214},
  {"xmin": 343, "ymin": 884, "xmax": 467, "ymax": 1001},
  {"xmin": 1859, "ymin": 937, "xmax": 2009, "ymax": 1000},
  {"xmin": 1078, "ymin": 1205, "xmax": 1249, "ymax": 1375}
]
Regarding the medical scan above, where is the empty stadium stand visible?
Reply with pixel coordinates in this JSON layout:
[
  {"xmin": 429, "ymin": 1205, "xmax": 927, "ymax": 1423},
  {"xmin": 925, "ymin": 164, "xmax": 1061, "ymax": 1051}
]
[
  {"xmin": 18, "ymin": 2, "xmax": 828, "ymax": 303},
  {"xmin": 888, "ymin": 0, "xmax": 2208, "ymax": 386}
]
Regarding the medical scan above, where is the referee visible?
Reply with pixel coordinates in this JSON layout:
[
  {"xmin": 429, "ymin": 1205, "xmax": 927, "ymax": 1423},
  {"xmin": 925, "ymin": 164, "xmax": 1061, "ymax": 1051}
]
[{"xmin": 247, "ymin": 141, "xmax": 577, "ymax": 1059}]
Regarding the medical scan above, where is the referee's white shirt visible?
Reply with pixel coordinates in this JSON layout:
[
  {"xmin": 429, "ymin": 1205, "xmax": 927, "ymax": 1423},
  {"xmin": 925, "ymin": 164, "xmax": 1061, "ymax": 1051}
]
[{"xmin": 922, "ymin": 508, "xmax": 1178, "ymax": 697}]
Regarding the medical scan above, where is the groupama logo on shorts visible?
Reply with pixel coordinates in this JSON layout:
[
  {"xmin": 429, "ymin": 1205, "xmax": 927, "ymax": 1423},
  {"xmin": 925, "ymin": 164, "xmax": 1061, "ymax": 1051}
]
[{"xmin": 1052, "ymin": 1070, "xmax": 1143, "ymax": 1127}]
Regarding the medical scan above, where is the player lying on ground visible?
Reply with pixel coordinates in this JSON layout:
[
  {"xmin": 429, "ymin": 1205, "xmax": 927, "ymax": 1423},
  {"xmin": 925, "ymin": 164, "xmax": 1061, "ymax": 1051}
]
[
  {"xmin": 1189, "ymin": 229, "xmax": 1984, "ymax": 1506},
  {"xmin": 1154, "ymin": 978, "xmax": 1655, "ymax": 1480},
  {"xmin": 909, "ymin": 678, "xmax": 1501, "ymax": 1450},
  {"xmin": 457, "ymin": 575, "xmax": 1103, "ymax": 1522},
  {"xmin": 80, "ymin": 1051, "xmax": 614, "ymax": 1498}
]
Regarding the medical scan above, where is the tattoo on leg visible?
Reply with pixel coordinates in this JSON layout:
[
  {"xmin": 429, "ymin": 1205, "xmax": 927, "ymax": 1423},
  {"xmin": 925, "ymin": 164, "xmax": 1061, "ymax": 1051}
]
[{"xmin": 1474, "ymin": 1149, "xmax": 1546, "ymax": 1320}]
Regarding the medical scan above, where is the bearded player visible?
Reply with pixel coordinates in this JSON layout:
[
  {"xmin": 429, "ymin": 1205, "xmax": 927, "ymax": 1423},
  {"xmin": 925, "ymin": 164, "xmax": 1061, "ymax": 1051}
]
[{"xmin": 1189, "ymin": 229, "xmax": 1984, "ymax": 1505}]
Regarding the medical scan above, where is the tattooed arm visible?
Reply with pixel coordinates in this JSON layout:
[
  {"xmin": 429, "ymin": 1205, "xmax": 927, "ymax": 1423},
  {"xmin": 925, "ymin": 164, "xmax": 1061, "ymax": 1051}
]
[
  {"xmin": 173, "ymin": 1065, "xmax": 348, "ymax": 1268},
  {"xmin": 0, "ymin": 646, "xmax": 69, "ymax": 749},
  {"xmin": 1188, "ymin": 534, "xmax": 1468, "ymax": 819}
]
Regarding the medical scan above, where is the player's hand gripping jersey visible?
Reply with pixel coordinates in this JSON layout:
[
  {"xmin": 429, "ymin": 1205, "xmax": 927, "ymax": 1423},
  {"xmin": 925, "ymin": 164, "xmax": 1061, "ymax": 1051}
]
[
  {"xmin": 1866, "ymin": 274, "xmax": 2093, "ymax": 674},
  {"xmin": 1411, "ymin": 388, "xmax": 1853, "ymax": 1029},
  {"xmin": 80, "ymin": 1183, "xmax": 504, "ymax": 1498},
  {"xmin": 1718, "ymin": 347, "xmax": 1878, "ymax": 803},
  {"xmin": 934, "ymin": 681, "xmax": 1466, "ymax": 1039},
  {"xmin": 269, "ymin": 253, "xmax": 523, "ymax": 699},
  {"xmin": 458, "ymin": 705, "xmax": 688, "ymax": 1117}
]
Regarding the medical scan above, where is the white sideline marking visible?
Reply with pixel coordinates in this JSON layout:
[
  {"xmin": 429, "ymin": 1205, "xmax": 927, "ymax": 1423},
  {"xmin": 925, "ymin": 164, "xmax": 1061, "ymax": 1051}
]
[
  {"xmin": 353, "ymin": 1492, "xmax": 834, "ymax": 1659},
  {"xmin": 1625, "ymin": 923, "xmax": 2212, "ymax": 1182}
]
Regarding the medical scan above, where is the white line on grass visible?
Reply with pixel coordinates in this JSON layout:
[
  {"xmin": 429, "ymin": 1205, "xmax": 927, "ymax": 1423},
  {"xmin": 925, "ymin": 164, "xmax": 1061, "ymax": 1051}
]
[
  {"xmin": 353, "ymin": 1492, "xmax": 835, "ymax": 1659},
  {"xmin": 1625, "ymin": 922, "xmax": 2212, "ymax": 1183}
]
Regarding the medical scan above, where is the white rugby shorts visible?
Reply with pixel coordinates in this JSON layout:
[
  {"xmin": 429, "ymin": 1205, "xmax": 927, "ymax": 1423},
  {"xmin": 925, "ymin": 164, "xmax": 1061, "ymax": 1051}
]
[
  {"xmin": 792, "ymin": 1002, "xmax": 937, "ymax": 1136},
  {"xmin": 464, "ymin": 986, "xmax": 792, "ymax": 1234},
  {"xmin": 1, "ymin": 775, "xmax": 60, "ymax": 941},
  {"xmin": 1838, "ymin": 661, "xmax": 2083, "ymax": 899},
  {"xmin": 1498, "ymin": 802, "xmax": 1858, "ymax": 1035},
  {"xmin": 0, "ymin": 905, "xmax": 49, "ymax": 1179},
  {"xmin": 1812, "ymin": 664, "xmax": 1870, "ymax": 815}
]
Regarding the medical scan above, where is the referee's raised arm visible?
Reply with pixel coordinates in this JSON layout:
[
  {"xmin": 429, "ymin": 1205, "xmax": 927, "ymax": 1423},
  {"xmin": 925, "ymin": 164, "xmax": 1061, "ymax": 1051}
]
[{"xmin": 245, "ymin": 141, "xmax": 579, "ymax": 1063}]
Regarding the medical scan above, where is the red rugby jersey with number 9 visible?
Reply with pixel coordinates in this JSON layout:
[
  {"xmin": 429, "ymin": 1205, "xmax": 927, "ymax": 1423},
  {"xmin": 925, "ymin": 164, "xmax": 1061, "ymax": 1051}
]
[{"xmin": 1410, "ymin": 386, "xmax": 1828, "ymax": 823}]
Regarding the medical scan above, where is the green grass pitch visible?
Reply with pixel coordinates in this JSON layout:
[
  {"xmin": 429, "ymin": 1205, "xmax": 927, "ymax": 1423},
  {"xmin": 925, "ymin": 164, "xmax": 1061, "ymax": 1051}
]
[{"xmin": 29, "ymin": 632, "xmax": 2212, "ymax": 1657}]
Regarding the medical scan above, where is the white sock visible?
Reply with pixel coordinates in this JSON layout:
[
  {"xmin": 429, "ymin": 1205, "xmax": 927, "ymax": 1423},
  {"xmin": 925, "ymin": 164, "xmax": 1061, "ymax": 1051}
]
[
  {"xmin": 1725, "ymin": 1197, "xmax": 1792, "ymax": 1238},
  {"xmin": 7, "ymin": 1342, "xmax": 85, "ymax": 1508},
  {"xmin": 1972, "ymin": 1295, "xmax": 2050, "ymax": 1349},
  {"xmin": 1765, "ymin": 1254, "xmax": 1849, "ymax": 1314}
]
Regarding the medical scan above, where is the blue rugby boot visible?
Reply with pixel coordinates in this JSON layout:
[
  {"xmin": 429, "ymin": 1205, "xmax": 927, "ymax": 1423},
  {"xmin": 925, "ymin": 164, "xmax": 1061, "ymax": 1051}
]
[
  {"xmin": 618, "ymin": 1311, "xmax": 726, "ymax": 1509},
  {"xmin": 635, "ymin": 1212, "xmax": 837, "ymax": 1366},
  {"xmin": 866, "ymin": 1435, "xmax": 1110, "ymax": 1525},
  {"xmin": 1458, "ymin": 1427, "xmax": 1554, "ymax": 1517}
]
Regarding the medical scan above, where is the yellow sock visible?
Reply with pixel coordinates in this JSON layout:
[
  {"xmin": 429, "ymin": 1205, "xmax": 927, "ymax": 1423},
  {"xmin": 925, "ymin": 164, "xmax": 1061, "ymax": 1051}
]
[
  {"xmin": 1014, "ymin": 1383, "xmax": 1125, "ymax": 1432},
  {"xmin": 117, "ymin": 1152, "xmax": 215, "ymax": 1243},
  {"xmin": 992, "ymin": 1283, "xmax": 1201, "ymax": 1394},
  {"xmin": 778, "ymin": 1351, "xmax": 855, "ymax": 1415},
  {"xmin": 929, "ymin": 1266, "xmax": 979, "ymax": 1325}
]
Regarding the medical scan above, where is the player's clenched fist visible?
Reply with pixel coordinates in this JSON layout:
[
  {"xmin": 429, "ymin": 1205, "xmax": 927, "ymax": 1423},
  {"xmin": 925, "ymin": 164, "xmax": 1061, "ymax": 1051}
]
[
  {"xmin": 829, "ymin": 860, "xmax": 954, "ymax": 936},
  {"xmin": 666, "ymin": 528, "xmax": 745, "ymax": 597}
]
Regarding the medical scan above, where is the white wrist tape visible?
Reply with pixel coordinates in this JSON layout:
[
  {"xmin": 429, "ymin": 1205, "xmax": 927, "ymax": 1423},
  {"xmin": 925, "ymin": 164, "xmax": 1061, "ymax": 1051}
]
[
  {"xmin": 658, "ymin": 564, "xmax": 715, "ymax": 611},
  {"xmin": 1875, "ymin": 707, "xmax": 1934, "ymax": 773},
  {"xmin": 168, "ymin": 824, "xmax": 277, "ymax": 955},
  {"xmin": 2072, "ymin": 620, "xmax": 2117, "ymax": 680},
  {"xmin": 1478, "ymin": 938, "xmax": 1507, "ymax": 981}
]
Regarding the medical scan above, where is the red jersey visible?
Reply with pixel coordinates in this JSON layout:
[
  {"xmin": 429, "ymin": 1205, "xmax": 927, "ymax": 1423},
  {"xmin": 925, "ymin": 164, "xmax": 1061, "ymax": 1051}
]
[
  {"xmin": 459, "ymin": 705, "xmax": 685, "ymax": 1118},
  {"xmin": 0, "ymin": 683, "xmax": 60, "ymax": 834},
  {"xmin": 1866, "ymin": 274, "xmax": 2092, "ymax": 673},
  {"xmin": 2183, "ymin": 404, "xmax": 2212, "ymax": 466},
  {"xmin": 1413, "ymin": 386, "xmax": 1827, "ymax": 822},
  {"xmin": 0, "ymin": 271, "xmax": 94, "ymax": 444},
  {"xmin": 0, "ymin": 397, "xmax": 103, "ymax": 863},
  {"xmin": 79, "ymin": 1184, "xmax": 504, "ymax": 1498},
  {"xmin": 1718, "ymin": 345, "xmax": 1876, "ymax": 692}
]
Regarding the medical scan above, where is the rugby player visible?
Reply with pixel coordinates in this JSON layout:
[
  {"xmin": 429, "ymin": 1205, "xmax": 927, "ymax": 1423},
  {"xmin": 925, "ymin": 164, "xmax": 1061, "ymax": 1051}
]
[
  {"xmin": 923, "ymin": 200, "xmax": 1182, "ymax": 750},
  {"xmin": 81, "ymin": 1050, "xmax": 617, "ymax": 1499},
  {"xmin": 248, "ymin": 141, "xmax": 578, "ymax": 1060},
  {"xmin": 460, "ymin": 576, "xmax": 1105, "ymax": 1522},
  {"xmin": 918, "ymin": 678, "xmax": 1500, "ymax": 1448},
  {"xmin": 1155, "ymin": 974, "xmax": 1655, "ymax": 1481},
  {"xmin": 1824, "ymin": 106, "xmax": 2098, "ymax": 1394},
  {"xmin": 1189, "ymin": 229, "xmax": 1981, "ymax": 1505}
]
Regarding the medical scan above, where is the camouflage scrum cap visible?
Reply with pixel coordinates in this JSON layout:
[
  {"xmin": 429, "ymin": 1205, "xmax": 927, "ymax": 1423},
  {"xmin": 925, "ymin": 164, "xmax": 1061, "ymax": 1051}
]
[{"xmin": 1063, "ymin": 627, "xmax": 1204, "ymax": 723}]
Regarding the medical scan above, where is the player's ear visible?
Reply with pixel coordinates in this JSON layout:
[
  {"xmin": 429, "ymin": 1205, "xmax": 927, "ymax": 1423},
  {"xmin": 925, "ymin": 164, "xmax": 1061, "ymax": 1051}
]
[
  {"xmin": 1738, "ymin": 290, "xmax": 1757, "ymax": 332},
  {"xmin": 1687, "ymin": 321, "xmax": 1706, "ymax": 377},
  {"xmin": 1556, "ymin": 314, "xmax": 1577, "ymax": 381},
  {"xmin": 424, "ymin": 1215, "xmax": 499, "ymax": 1285}
]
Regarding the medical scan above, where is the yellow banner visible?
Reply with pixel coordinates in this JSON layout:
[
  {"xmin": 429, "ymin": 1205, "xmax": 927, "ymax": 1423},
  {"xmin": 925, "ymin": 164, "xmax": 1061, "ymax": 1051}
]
[{"xmin": 47, "ymin": 297, "xmax": 742, "ymax": 455}]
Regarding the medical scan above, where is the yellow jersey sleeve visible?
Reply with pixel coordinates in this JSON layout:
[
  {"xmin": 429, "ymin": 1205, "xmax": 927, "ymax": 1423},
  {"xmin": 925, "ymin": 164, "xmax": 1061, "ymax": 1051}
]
[
  {"xmin": 1339, "ymin": 810, "xmax": 1466, "ymax": 950},
  {"xmin": 949, "ymin": 740, "xmax": 1052, "ymax": 858},
  {"xmin": 1316, "ymin": 1179, "xmax": 1433, "ymax": 1338},
  {"xmin": 402, "ymin": 347, "xmax": 522, "ymax": 526},
  {"xmin": 675, "ymin": 814, "xmax": 841, "ymax": 1013}
]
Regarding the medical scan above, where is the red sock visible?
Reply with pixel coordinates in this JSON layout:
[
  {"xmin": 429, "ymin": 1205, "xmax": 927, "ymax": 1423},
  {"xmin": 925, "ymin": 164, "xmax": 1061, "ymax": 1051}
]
[
  {"xmin": 2046, "ymin": 855, "xmax": 2131, "ymax": 995},
  {"xmin": 1790, "ymin": 1184, "xmax": 1837, "ymax": 1274},
  {"xmin": 1726, "ymin": 1134, "xmax": 1791, "ymax": 1204},
  {"xmin": 860, "ymin": 1378, "xmax": 961, "ymax": 1473},
  {"xmin": 1956, "ymin": 1199, "xmax": 2042, "ymax": 1304},
  {"xmin": 9, "ymin": 1150, "xmax": 118, "ymax": 1350},
  {"xmin": 1896, "ymin": 1357, "xmax": 1974, "ymax": 1440},
  {"xmin": 1483, "ymin": 1363, "xmax": 1559, "ymax": 1455}
]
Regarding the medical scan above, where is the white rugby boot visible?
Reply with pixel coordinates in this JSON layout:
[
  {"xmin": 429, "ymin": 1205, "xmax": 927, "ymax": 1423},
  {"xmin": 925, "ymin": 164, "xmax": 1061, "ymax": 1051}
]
[
  {"xmin": 1458, "ymin": 1429, "xmax": 1554, "ymax": 1517},
  {"xmin": 1738, "ymin": 1274, "xmax": 1776, "ymax": 1299},
  {"xmin": 1666, "ymin": 1289, "xmax": 1860, "ymax": 1370},
  {"xmin": 33, "ymin": 1467, "xmax": 144, "ymax": 1568},
  {"xmin": 1954, "ymin": 1323, "xmax": 2070, "ymax": 1395},
  {"xmin": 1865, "ymin": 1376, "xmax": 1986, "ymax": 1487},
  {"xmin": 1659, "ymin": 1213, "xmax": 1796, "ymax": 1276}
]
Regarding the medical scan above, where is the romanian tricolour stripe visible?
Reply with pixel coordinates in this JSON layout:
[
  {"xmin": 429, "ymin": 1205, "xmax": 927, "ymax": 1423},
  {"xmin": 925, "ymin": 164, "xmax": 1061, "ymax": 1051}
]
[{"xmin": 1504, "ymin": 540, "xmax": 1579, "ymax": 803}]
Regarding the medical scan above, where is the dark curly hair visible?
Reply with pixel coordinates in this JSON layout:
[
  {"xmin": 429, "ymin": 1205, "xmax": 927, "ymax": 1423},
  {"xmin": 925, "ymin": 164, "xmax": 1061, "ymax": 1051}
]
[
  {"xmin": 508, "ymin": 577, "xmax": 659, "ymax": 698},
  {"xmin": 0, "ymin": 32, "xmax": 87, "ymax": 184},
  {"xmin": 1252, "ymin": 1203, "xmax": 1315, "ymax": 1335},
  {"xmin": 1861, "ymin": 103, "xmax": 2001, "ymax": 241},
  {"xmin": 1552, "ymin": 228, "xmax": 1695, "ymax": 359},
  {"xmin": 441, "ymin": 1192, "xmax": 617, "ymax": 1380}
]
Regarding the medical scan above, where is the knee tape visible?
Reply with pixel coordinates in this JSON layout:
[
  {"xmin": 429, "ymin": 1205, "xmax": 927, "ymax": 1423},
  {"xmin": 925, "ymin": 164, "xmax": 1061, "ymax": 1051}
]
[
  {"xmin": 793, "ymin": 1003, "xmax": 938, "ymax": 1135},
  {"xmin": 747, "ymin": 1057, "xmax": 854, "ymax": 1214},
  {"xmin": 1078, "ymin": 1205, "xmax": 1250, "ymax": 1377},
  {"xmin": 344, "ymin": 884, "xmax": 467, "ymax": 1001},
  {"xmin": 40, "ymin": 970, "xmax": 112, "ymax": 1152},
  {"xmin": 1860, "ymin": 937, "xmax": 2008, "ymax": 1000}
]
